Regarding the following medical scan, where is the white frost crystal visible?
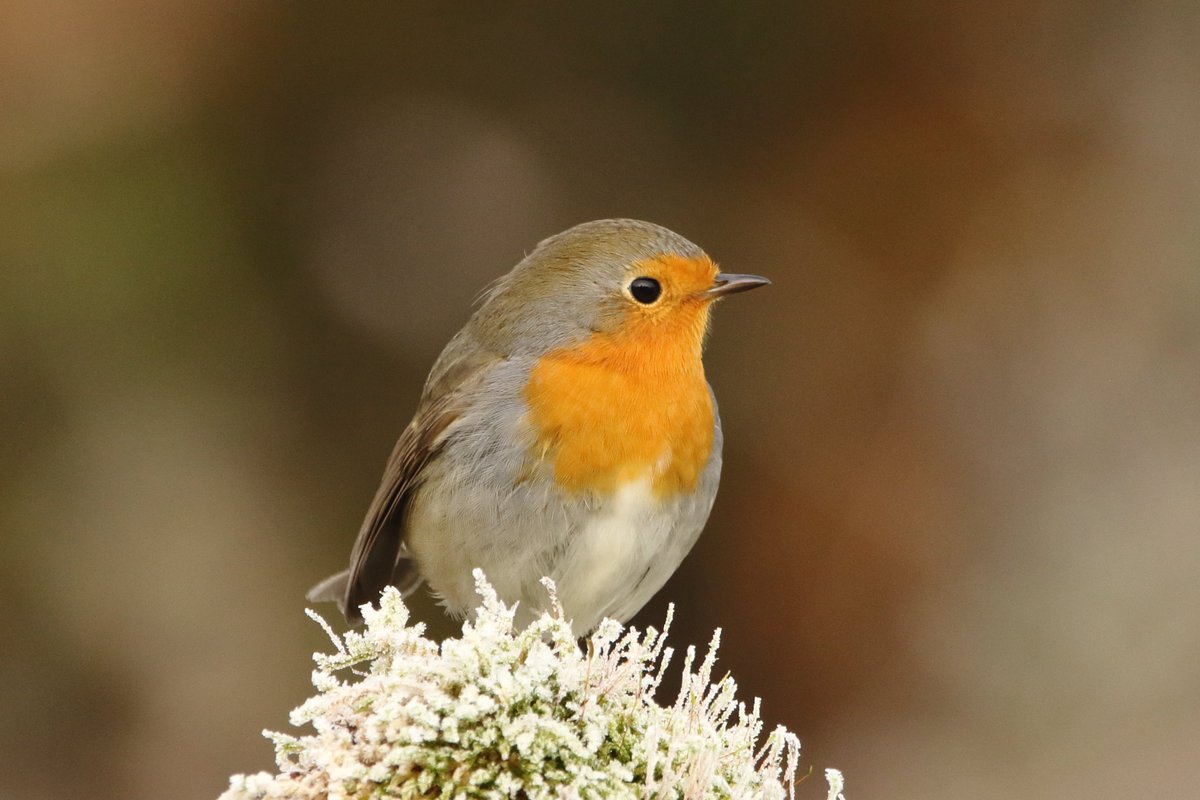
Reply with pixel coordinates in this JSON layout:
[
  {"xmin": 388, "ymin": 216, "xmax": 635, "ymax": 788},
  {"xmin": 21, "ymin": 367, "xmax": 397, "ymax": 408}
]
[{"xmin": 221, "ymin": 571, "xmax": 842, "ymax": 800}]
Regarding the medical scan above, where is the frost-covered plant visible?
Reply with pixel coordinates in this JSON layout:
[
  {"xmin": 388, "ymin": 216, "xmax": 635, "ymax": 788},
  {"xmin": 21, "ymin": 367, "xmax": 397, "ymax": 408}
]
[{"xmin": 221, "ymin": 570, "xmax": 845, "ymax": 800}]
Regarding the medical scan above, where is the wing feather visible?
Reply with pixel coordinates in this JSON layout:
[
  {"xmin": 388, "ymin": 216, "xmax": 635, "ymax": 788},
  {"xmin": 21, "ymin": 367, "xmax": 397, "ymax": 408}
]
[
  {"xmin": 309, "ymin": 326, "xmax": 501, "ymax": 622},
  {"xmin": 336, "ymin": 389, "xmax": 462, "ymax": 621},
  {"xmin": 319, "ymin": 335, "xmax": 496, "ymax": 618}
]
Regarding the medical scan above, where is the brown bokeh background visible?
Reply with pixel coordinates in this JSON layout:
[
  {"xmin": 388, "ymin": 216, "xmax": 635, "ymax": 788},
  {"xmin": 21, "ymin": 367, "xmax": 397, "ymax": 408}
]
[{"xmin": 2, "ymin": 4, "xmax": 1198, "ymax": 798}]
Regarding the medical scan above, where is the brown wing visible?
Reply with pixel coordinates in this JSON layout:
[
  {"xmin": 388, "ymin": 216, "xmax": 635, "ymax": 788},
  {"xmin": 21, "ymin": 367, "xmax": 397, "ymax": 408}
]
[
  {"xmin": 339, "ymin": 390, "xmax": 462, "ymax": 621},
  {"xmin": 306, "ymin": 326, "xmax": 500, "ymax": 622}
]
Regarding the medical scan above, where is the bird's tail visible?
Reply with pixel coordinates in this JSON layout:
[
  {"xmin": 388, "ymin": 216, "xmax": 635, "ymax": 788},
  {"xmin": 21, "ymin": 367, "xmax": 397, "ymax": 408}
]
[
  {"xmin": 307, "ymin": 563, "xmax": 425, "ymax": 622},
  {"xmin": 306, "ymin": 570, "xmax": 350, "ymax": 609}
]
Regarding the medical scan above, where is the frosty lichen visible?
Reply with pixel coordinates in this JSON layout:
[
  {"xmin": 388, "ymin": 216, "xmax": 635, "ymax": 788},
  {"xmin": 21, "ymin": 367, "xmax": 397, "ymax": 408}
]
[{"xmin": 221, "ymin": 571, "xmax": 844, "ymax": 800}]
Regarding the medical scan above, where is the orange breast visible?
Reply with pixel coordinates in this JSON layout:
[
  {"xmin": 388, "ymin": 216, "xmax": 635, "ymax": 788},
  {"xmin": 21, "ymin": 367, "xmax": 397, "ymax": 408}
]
[{"xmin": 524, "ymin": 301, "xmax": 715, "ymax": 498}]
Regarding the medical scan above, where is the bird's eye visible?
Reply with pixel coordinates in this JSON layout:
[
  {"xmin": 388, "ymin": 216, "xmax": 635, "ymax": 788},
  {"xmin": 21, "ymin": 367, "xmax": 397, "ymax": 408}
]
[{"xmin": 629, "ymin": 277, "xmax": 662, "ymax": 304}]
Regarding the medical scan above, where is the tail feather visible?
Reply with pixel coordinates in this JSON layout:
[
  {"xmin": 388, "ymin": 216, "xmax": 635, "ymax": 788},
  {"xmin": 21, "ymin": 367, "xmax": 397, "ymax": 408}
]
[
  {"xmin": 306, "ymin": 570, "xmax": 349, "ymax": 610},
  {"xmin": 307, "ymin": 561, "xmax": 425, "ymax": 622}
]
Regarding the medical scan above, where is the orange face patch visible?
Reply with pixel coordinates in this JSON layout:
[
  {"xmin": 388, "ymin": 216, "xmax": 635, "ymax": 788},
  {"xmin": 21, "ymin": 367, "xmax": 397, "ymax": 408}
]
[
  {"xmin": 623, "ymin": 253, "xmax": 718, "ymax": 302},
  {"xmin": 523, "ymin": 253, "xmax": 718, "ymax": 497}
]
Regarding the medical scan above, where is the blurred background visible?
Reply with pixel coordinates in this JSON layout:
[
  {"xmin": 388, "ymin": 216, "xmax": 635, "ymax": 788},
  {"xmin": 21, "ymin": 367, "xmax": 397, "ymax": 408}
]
[{"xmin": 2, "ymin": 3, "xmax": 1198, "ymax": 798}]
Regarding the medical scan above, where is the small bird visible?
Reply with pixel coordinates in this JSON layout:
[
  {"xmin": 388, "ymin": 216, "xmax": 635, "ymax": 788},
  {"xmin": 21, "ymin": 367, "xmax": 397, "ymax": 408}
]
[{"xmin": 309, "ymin": 219, "xmax": 768, "ymax": 635}]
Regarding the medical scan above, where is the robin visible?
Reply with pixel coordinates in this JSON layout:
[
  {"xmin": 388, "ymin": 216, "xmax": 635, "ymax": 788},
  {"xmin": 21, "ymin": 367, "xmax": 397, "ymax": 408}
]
[{"xmin": 309, "ymin": 219, "xmax": 768, "ymax": 635}]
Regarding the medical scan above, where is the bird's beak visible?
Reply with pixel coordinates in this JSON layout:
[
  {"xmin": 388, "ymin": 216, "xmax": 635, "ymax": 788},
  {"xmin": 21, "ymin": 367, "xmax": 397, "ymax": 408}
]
[{"xmin": 705, "ymin": 273, "xmax": 771, "ymax": 299}]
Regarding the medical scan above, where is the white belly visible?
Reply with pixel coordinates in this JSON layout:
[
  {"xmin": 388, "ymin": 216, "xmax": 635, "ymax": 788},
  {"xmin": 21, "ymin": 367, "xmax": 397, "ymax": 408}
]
[
  {"xmin": 409, "ymin": 471, "xmax": 702, "ymax": 637},
  {"xmin": 553, "ymin": 477, "xmax": 677, "ymax": 634}
]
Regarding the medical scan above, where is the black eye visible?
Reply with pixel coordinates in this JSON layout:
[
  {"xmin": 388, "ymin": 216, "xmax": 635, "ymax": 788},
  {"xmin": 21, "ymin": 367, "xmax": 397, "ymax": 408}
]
[{"xmin": 629, "ymin": 277, "xmax": 662, "ymax": 304}]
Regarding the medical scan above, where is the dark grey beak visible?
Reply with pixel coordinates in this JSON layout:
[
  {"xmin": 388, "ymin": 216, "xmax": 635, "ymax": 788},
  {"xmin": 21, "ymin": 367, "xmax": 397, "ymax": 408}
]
[{"xmin": 705, "ymin": 273, "xmax": 771, "ymax": 298}]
